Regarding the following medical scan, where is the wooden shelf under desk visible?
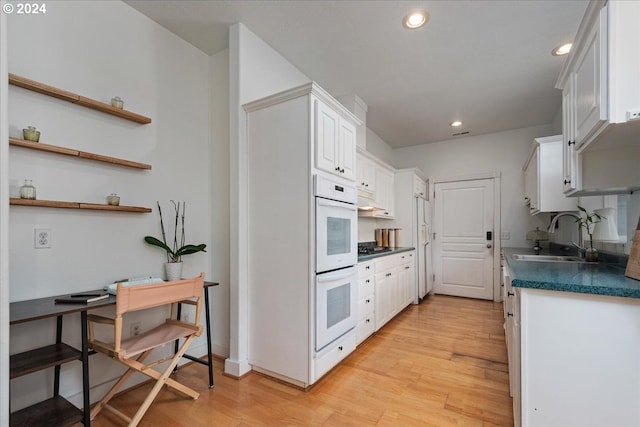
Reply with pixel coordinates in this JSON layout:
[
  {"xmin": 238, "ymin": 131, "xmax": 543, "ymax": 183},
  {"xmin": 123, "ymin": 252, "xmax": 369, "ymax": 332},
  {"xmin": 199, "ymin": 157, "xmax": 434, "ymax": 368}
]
[
  {"xmin": 10, "ymin": 343, "xmax": 81, "ymax": 379},
  {"xmin": 9, "ymin": 138, "xmax": 152, "ymax": 170},
  {"xmin": 10, "ymin": 198, "xmax": 152, "ymax": 213},
  {"xmin": 10, "ymin": 396, "xmax": 83, "ymax": 427},
  {"xmin": 9, "ymin": 73, "xmax": 152, "ymax": 125}
]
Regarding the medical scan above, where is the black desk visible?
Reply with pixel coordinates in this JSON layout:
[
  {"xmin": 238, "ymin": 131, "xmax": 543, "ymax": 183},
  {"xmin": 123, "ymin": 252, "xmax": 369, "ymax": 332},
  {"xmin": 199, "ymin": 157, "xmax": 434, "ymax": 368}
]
[
  {"xmin": 9, "ymin": 280, "xmax": 218, "ymax": 426},
  {"xmin": 174, "ymin": 281, "xmax": 219, "ymax": 388}
]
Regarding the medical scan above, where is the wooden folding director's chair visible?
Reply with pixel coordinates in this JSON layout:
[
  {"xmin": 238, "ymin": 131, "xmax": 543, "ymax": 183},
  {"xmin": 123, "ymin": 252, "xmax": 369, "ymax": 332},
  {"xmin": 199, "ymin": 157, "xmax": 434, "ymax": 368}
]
[{"xmin": 88, "ymin": 273, "xmax": 205, "ymax": 427}]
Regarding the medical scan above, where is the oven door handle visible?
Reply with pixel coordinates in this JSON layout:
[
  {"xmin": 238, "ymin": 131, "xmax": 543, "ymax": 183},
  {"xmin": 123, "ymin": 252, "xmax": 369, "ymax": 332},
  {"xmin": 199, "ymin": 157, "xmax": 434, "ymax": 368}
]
[
  {"xmin": 316, "ymin": 198, "xmax": 357, "ymax": 211},
  {"xmin": 317, "ymin": 266, "xmax": 357, "ymax": 282}
]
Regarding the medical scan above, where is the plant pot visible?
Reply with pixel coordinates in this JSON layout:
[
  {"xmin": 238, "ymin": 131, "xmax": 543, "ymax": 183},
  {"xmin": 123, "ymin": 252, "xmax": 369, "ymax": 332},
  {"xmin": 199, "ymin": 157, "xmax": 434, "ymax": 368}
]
[
  {"xmin": 165, "ymin": 262, "xmax": 183, "ymax": 281},
  {"xmin": 585, "ymin": 247, "xmax": 598, "ymax": 263}
]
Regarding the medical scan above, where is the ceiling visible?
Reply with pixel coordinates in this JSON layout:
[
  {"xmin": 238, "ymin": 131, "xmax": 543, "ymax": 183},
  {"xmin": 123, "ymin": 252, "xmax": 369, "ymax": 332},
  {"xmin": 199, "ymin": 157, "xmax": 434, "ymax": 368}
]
[{"xmin": 125, "ymin": 0, "xmax": 588, "ymax": 148}]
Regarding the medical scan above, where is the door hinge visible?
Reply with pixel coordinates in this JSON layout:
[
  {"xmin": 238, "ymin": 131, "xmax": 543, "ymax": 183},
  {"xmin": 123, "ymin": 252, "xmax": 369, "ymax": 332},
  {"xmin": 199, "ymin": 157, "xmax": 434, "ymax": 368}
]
[{"xmin": 433, "ymin": 232, "xmax": 436, "ymax": 240}]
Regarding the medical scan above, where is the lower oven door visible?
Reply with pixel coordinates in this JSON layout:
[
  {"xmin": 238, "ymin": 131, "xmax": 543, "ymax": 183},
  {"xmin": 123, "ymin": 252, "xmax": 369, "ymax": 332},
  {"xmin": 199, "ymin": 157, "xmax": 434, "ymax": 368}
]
[{"xmin": 315, "ymin": 266, "xmax": 357, "ymax": 352}]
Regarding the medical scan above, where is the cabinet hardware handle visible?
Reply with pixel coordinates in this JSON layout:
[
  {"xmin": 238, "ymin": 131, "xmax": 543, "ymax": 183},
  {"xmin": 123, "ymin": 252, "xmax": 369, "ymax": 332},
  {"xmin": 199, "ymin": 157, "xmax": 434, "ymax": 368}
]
[
  {"xmin": 507, "ymin": 313, "xmax": 513, "ymax": 317},
  {"xmin": 338, "ymin": 346, "xmax": 343, "ymax": 351},
  {"xmin": 568, "ymin": 140, "xmax": 575, "ymax": 146},
  {"xmin": 341, "ymin": 168, "xmax": 345, "ymax": 173},
  {"xmin": 508, "ymin": 292, "xmax": 514, "ymax": 296},
  {"xmin": 365, "ymin": 184, "xmax": 369, "ymax": 187},
  {"xmin": 366, "ymin": 319, "xmax": 370, "ymax": 323},
  {"xmin": 335, "ymin": 166, "xmax": 340, "ymax": 171},
  {"xmin": 405, "ymin": 266, "xmax": 410, "ymax": 269},
  {"xmin": 366, "ymin": 299, "xmax": 370, "ymax": 303},
  {"xmin": 366, "ymin": 279, "xmax": 370, "ymax": 283},
  {"xmin": 361, "ymin": 182, "xmax": 366, "ymax": 186},
  {"xmin": 564, "ymin": 179, "xmax": 571, "ymax": 185},
  {"xmin": 366, "ymin": 266, "xmax": 370, "ymax": 270}
]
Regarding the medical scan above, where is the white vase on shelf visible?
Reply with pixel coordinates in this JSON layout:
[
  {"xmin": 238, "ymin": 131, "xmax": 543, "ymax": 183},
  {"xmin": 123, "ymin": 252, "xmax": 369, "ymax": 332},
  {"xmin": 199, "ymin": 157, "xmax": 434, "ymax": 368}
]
[{"xmin": 165, "ymin": 262, "xmax": 183, "ymax": 281}]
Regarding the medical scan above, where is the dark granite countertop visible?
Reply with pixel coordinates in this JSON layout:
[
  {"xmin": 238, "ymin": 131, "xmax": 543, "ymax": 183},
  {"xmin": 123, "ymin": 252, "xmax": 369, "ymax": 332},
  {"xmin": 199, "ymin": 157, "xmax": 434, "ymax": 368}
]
[
  {"xmin": 503, "ymin": 246, "xmax": 640, "ymax": 299},
  {"xmin": 357, "ymin": 246, "xmax": 414, "ymax": 262}
]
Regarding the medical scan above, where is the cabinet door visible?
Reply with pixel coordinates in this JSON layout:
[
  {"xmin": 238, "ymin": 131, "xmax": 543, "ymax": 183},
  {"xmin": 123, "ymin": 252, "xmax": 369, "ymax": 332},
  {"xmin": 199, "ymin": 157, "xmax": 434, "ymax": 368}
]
[
  {"xmin": 524, "ymin": 147, "xmax": 539, "ymax": 213},
  {"xmin": 398, "ymin": 262, "xmax": 413, "ymax": 309},
  {"xmin": 374, "ymin": 167, "xmax": 395, "ymax": 218},
  {"xmin": 562, "ymin": 81, "xmax": 579, "ymax": 193},
  {"xmin": 315, "ymin": 100, "xmax": 340, "ymax": 176},
  {"xmin": 573, "ymin": 7, "xmax": 607, "ymax": 148},
  {"xmin": 374, "ymin": 271, "xmax": 389, "ymax": 331},
  {"xmin": 413, "ymin": 175, "xmax": 427, "ymax": 199},
  {"xmin": 356, "ymin": 154, "xmax": 377, "ymax": 194},
  {"xmin": 339, "ymin": 119, "xmax": 356, "ymax": 181}
]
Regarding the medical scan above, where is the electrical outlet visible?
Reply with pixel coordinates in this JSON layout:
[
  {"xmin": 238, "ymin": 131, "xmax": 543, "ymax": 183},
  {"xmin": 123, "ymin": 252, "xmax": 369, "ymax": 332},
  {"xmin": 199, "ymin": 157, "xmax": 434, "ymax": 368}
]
[
  {"xmin": 627, "ymin": 110, "xmax": 640, "ymax": 121},
  {"xmin": 501, "ymin": 231, "xmax": 511, "ymax": 240},
  {"xmin": 131, "ymin": 322, "xmax": 141, "ymax": 336},
  {"xmin": 34, "ymin": 228, "xmax": 51, "ymax": 249}
]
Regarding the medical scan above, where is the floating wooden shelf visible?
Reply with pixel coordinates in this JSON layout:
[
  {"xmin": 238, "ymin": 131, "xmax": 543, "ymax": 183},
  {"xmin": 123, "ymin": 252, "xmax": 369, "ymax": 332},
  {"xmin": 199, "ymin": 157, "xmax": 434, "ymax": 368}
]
[
  {"xmin": 9, "ymin": 73, "xmax": 152, "ymax": 125},
  {"xmin": 9, "ymin": 138, "xmax": 152, "ymax": 170},
  {"xmin": 10, "ymin": 198, "xmax": 151, "ymax": 213}
]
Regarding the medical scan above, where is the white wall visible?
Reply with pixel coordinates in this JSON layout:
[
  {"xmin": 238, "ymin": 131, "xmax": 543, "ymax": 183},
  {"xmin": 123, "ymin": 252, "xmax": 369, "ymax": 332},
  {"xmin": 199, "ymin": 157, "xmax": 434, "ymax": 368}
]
[
  {"xmin": 209, "ymin": 49, "xmax": 231, "ymax": 356},
  {"xmin": 7, "ymin": 1, "xmax": 214, "ymax": 411},
  {"xmin": 366, "ymin": 128, "xmax": 394, "ymax": 165},
  {"xmin": 0, "ymin": 7, "xmax": 10, "ymax": 427},
  {"xmin": 392, "ymin": 125, "xmax": 553, "ymax": 248},
  {"xmin": 227, "ymin": 23, "xmax": 309, "ymax": 376}
]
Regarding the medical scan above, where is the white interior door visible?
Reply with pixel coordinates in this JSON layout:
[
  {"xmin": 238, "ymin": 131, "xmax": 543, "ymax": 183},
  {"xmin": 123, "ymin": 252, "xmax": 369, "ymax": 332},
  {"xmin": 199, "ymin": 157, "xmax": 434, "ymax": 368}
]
[{"xmin": 433, "ymin": 179, "xmax": 494, "ymax": 300}]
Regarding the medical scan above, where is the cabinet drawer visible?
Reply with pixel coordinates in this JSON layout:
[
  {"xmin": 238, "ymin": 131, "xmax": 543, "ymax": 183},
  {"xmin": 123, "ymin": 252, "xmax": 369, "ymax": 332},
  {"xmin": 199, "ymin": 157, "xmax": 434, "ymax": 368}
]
[
  {"xmin": 358, "ymin": 277, "xmax": 374, "ymax": 297},
  {"xmin": 314, "ymin": 332, "xmax": 356, "ymax": 380},
  {"xmin": 358, "ymin": 294, "xmax": 374, "ymax": 319},
  {"xmin": 374, "ymin": 253, "xmax": 401, "ymax": 272},
  {"xmin": 358, "ymin": 261, "xmax": 374, "ymax": 277},
  {"xmin": 356, "ymin": 316, "xmax": 375, "ymax": 345}
]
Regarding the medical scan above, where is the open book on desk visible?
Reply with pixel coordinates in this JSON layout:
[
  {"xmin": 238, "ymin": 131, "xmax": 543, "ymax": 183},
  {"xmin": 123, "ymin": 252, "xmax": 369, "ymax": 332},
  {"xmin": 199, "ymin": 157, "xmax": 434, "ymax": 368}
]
[{"xmin": 55, "ymin": 293, "xmax": 109, "ymax": 304}]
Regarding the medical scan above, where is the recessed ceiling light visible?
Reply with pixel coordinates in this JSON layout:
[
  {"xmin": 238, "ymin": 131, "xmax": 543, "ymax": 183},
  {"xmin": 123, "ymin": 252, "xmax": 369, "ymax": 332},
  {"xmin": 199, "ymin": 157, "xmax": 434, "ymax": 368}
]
[
  {"xmin": 551, "ymin": 43, "xmax": 572, "ymax": 56},
  {"xmin": 403, "ymin": 10, "xmax": 429, "ymax": 29},
  {"xmin": 450, "ymin": 121, "xmax": 463, "ymax": 127}
]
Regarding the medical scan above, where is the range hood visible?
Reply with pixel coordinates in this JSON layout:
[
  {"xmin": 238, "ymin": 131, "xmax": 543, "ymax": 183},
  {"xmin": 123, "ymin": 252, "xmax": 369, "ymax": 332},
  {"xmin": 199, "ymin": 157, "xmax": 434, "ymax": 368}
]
[{"xmin": 357, "ymin": 191, "xmax": 382, "ymax": 211}]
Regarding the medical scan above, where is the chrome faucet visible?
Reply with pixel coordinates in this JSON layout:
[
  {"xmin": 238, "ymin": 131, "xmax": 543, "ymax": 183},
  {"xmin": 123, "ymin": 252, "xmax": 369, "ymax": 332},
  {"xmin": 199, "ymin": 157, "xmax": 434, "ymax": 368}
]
[{"xmin": 548, "ymin": 212, "xmax": 584, "ymax": 257}]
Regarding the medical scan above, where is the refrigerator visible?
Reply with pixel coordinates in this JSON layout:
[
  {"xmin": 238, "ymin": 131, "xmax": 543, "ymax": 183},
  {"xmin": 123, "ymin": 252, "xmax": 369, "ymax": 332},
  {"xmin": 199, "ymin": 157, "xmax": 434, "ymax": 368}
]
[{"xmin": 416, "ymin": 197, "xmax": 433, "ymax": 300}]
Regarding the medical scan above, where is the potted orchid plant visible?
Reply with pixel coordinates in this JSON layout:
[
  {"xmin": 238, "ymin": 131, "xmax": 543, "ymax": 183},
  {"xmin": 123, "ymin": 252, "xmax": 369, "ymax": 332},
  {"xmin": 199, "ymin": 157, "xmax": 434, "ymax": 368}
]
[{"xmin": 144, "ymin": 201, "xmax": 206, "ymax": 280}]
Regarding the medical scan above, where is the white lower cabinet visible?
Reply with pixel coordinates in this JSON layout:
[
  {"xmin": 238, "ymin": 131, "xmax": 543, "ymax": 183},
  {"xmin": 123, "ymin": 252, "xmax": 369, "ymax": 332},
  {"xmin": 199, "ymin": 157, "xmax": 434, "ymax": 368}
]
[
  {"xmin": 503, "ymin": 266, "xmax": 521, "ymax": 427},
  {"xmin": 371, "ymin": 251, "xmax": 415, "ymax": 332},
  {"xmin": 506, "ymin": 284, "xmax": 640, "ymax": 427},
  {"xmin": 356, "ymin": 261, "xmax": 375, "ymax": 345},
  {"xmin": 313, "ymin": 332, "xmax": 356, "ymax": 380}
]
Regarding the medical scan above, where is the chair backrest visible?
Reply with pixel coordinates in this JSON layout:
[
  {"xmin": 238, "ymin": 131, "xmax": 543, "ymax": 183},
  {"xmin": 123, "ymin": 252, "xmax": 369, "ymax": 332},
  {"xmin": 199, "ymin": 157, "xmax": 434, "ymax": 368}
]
[{"xmin": 115, "ymin": 273, "xmax": 204, "ymax": 316}]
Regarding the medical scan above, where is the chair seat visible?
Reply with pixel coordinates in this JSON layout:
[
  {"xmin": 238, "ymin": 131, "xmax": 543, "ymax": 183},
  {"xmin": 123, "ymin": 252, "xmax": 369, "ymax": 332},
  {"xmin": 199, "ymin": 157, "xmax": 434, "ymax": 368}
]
[{"xmin": 120, "ymin": 323, "xmax": 195, "ymax": 359}]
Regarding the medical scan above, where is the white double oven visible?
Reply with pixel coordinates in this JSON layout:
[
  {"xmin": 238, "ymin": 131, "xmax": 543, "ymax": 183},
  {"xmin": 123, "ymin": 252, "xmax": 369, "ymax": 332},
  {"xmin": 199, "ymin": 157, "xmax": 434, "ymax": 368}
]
[{"xmin": 314, "ymin": 173, "xmax": 358, "ymax": 352}]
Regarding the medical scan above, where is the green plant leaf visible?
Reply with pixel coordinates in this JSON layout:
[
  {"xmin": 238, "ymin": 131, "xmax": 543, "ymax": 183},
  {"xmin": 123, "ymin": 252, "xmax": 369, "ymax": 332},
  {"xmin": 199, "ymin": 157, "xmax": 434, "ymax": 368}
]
[
  {"xmin": 144, "ymin": 236, "xmax": 175, "ymax": 256},
  {"xmin": 175, "ymin": 244, "xmax": 207, "ymax": 257}
]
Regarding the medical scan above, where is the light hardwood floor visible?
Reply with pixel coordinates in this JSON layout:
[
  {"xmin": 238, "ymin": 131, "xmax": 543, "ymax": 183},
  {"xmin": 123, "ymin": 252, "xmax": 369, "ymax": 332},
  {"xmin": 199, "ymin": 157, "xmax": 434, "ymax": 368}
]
[{"xmin": 87, "ymin": 295, "xmax": 513, "ymax": 426}]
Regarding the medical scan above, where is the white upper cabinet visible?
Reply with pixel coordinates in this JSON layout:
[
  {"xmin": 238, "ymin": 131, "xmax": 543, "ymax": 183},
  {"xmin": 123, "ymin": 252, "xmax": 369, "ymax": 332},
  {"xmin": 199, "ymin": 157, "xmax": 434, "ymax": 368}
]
[
  {"xmin": 373, "ymin": 165, "xmax": 395, "ymax": 218},
  {"xmin": 413, "ymin": 175, "xmax": 428, "ymax": 199},
  {"xmin": 557, "ymin": 1, "xmax": 640, "ymax": 151},
  {"xmin": 562, "ymin": 78, "xmax": 579, "ymax": 193},
  {"xmin": 556, "ymin": 0, "xmax": 640, "ymax": 195},
  {"xmin": 315, "ymin": 100, "xmax": 356, "ymax": 180},
  {"xmin": 356, "ymin": 152, "xmax": 376, "ymax": 195},
  {"xmin": 523, "ymin": 136, "xmax": 577, "ymax": 214}
]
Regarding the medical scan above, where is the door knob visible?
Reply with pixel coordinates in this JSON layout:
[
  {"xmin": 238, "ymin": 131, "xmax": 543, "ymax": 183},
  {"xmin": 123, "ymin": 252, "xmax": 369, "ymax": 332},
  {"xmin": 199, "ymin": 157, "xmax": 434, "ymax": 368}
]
[{"xmin": 487, "ymin": 243, "xmax": 492, "ymax": 248}]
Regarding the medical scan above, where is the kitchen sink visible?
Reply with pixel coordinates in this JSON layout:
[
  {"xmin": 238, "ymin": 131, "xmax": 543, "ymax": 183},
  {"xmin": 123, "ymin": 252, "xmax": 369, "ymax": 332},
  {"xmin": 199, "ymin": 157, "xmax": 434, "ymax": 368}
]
[{"xmin": 511, "ymin": 254, "xmax": 586, "ymax": 263}]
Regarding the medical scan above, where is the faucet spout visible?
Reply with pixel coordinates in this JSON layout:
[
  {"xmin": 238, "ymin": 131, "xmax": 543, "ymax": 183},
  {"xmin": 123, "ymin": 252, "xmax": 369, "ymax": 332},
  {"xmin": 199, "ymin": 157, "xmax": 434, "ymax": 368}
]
[{"xmin": 548, "ymin": 212, "xmax": 584, "ymax": 257}]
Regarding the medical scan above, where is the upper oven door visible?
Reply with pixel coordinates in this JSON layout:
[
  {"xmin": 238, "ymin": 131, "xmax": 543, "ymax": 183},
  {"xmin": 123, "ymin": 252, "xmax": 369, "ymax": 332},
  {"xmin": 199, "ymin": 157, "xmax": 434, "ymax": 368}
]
[{"xmin": 316, "ymin": 197, "xmax": 357, "ymax": 273}]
